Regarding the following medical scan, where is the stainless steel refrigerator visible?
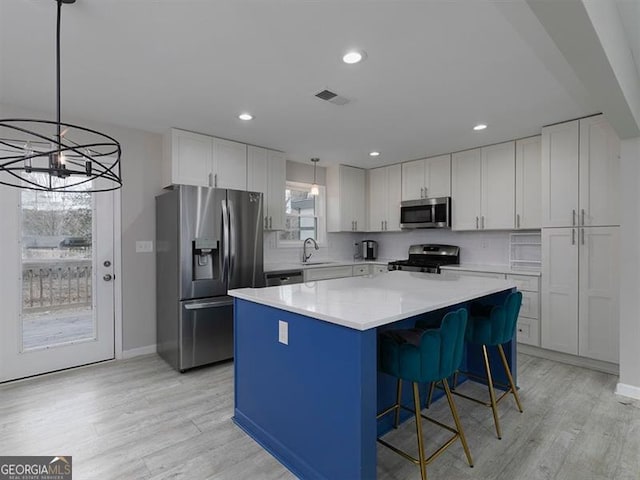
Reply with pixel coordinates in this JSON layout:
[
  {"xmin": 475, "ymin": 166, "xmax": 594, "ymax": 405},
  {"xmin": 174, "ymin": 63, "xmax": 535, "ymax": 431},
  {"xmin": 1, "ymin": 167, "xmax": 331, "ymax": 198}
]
[{"xmin": 156, "ymin": 185, "xmax": 264, "ymax": 372}]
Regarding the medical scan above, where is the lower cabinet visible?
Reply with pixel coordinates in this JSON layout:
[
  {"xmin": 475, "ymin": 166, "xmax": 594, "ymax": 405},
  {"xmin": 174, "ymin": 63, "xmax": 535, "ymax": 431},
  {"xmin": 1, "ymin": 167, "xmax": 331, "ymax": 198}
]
[
  {"xmin": 441, "ymin": 269, "xmax": 541, "ymax": 347},
  {"xmin": 303, "ymin": 264, "xmax": 388, "ymax": 282},
  {"xmin": 541, "ymin": 227, "xmax": 619, "ymax": 363}
]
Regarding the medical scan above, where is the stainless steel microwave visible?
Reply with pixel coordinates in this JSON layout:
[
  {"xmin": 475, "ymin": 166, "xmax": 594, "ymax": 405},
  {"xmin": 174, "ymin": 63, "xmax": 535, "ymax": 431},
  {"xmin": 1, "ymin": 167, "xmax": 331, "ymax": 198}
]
[{"xmin": 400, "ymin": 197, "xmax": 451, "ymax": 229}]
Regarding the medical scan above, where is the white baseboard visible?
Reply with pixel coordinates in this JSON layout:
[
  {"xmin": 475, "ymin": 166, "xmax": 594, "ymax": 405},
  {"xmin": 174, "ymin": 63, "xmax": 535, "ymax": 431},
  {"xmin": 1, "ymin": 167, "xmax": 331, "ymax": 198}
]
[
  {"xmin": 122, "ymin": 344, "xmax": 157, "ymax": 359},
  {"xmin": 615, "ymin": 382, "xmax": 640, "ymax": 401},
  {"xmin": 518, "ymin": 343, "xmax": 619, "ymax": 375}
]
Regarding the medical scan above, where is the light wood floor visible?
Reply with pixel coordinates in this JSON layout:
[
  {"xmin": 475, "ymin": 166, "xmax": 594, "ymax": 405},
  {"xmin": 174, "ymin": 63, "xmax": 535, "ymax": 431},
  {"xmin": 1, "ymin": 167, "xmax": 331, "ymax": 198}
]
[{"xmin": 1, "ymin": 353, "xmax": 638, "ymax": 480}]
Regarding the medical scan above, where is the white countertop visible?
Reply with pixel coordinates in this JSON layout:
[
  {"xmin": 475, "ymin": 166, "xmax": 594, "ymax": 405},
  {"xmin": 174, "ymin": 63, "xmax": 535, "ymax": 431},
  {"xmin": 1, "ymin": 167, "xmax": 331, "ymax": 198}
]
[
  {"xmin": 440, "ymin": 264, "xmax": 541, "ymax": 276},
  {"xmin": 264, "ymin": 259, "xmax": 391, "ymax": 273},
  {"xmin": 229, "ymin": 270, "xmax": 516, "ymax": 331}
]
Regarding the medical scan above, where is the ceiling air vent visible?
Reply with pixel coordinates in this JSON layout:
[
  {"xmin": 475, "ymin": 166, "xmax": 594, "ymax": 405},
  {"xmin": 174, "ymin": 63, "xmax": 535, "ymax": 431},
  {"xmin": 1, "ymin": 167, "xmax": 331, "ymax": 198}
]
[{"xmin": 315, "ymin": 89, "xmax": 350, "ymax": 106}]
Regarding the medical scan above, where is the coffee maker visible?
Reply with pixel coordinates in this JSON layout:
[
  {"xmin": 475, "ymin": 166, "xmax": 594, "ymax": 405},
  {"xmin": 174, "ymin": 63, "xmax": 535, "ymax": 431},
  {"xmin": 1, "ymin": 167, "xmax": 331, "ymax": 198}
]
[{"xmin": 361, "ymin": 240, "xmax": 378, "ymax": 260}]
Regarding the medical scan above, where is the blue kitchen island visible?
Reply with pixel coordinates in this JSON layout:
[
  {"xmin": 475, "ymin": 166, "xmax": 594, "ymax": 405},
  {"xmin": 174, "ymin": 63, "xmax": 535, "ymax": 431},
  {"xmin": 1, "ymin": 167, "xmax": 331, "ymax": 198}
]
[{"xmin": 229, "ymin": 270, "xmax": 516, "ymax": 480}]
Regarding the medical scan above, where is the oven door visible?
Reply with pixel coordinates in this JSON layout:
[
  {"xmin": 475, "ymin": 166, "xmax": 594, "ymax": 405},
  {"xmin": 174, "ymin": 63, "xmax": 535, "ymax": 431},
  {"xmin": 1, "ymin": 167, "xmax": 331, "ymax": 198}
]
[{"xmin": 400, "ymin": 197, "xmax": 450, "ymax": 228}]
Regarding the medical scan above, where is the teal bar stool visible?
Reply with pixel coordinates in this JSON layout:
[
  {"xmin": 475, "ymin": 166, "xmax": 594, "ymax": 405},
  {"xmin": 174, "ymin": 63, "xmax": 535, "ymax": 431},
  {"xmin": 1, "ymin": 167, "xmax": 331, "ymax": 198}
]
[
  {"xmin": 424, "ymin": 291, "xmax": 524, "ymax": 440},
  {"xmin": 377, "ymin": 308, "xmax": 473, "ymax": 480}
]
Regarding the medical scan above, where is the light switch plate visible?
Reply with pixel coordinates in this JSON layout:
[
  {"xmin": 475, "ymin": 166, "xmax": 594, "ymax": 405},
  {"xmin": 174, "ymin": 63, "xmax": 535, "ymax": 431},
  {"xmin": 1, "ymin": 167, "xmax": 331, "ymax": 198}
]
[
  {"xmin": 278, "ymin": 320, "xmax": 288, "ymax": 345},
  {"xmin": 136, "ymin": 241, "xmax": 153, "ymax": 253}
]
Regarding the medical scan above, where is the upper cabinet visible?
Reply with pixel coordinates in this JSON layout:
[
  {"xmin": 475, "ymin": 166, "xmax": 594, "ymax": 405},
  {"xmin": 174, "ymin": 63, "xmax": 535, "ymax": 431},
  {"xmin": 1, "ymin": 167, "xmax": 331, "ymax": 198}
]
[
  {"xmin": 541, "ymin": 115, "xmax": 620, "ymax": 228},
  {"xmin": 451, "ymin": 142, "xmax": 515, "ymax": 230},
  {"xmin": 368, "ymin": 164, "xmax": 402, "ymax": 232},
  {"xmin": 515, "ymin": 136, "xmax": 542, "ymax": 229},
  {"xmin": 401, "ymin": 154, "xmax": 451, "ymax": 201},
  {"xmin": 327, "ymin": 165, "xmax": 366, "ymax": 232},
  {"xmin": 247, "ymin": 146, "xmax": 286, "ymax": 231},
  {"xmin": 163, "ymin": 128, "xmax": 247, "ymax": 190}
]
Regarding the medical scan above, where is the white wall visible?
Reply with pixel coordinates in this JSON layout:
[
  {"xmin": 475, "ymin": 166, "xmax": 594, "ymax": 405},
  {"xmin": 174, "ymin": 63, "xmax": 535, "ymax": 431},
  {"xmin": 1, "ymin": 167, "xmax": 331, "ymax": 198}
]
[
  {"xmin": 618, "ymin": 136, "xmax": 640, "ymax": 399},
  {"xmin": 0, "ymin": 102, "xmax": 164, "ymax": 354}
]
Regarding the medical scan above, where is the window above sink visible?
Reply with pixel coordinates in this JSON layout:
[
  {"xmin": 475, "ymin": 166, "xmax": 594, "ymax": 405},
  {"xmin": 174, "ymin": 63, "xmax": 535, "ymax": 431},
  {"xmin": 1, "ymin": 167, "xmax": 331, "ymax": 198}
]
[{"xmin": 277, "ymin": 181, "xmax": 326, "ymax": 248}]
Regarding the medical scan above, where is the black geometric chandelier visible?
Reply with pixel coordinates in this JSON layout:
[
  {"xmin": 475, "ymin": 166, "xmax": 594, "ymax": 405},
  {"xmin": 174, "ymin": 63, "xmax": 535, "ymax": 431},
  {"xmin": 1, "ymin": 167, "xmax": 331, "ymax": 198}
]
[{"xmin": 0, "ymin": 0, "xmax": 122, "ymax": 193}]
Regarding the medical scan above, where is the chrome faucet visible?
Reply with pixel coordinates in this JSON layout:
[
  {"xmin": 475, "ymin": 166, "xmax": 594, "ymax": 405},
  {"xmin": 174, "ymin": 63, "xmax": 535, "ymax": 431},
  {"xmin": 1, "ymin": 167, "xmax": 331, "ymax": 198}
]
[{"xmin": 302, "ymin": 237, "xmax": 319, "ymax": 263}]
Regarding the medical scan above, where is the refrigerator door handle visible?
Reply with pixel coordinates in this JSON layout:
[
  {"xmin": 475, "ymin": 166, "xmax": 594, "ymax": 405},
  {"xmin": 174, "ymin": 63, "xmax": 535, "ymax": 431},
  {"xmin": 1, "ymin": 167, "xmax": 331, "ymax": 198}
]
[
  {"xmin": 184, "ymin": 298, "xmax": 234, "ymax": 310},
  {"xmin": 222, "ymin": 199, "xmax": 230, "ymax": 284},
  {"xmin": 227, "ymin": 199, "xmax": 237, "ymax": 283}
]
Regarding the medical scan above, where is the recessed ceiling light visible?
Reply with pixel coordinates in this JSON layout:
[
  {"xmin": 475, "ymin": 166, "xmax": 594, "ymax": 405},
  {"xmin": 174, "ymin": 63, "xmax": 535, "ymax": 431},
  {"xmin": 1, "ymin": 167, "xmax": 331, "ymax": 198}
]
[
  {"xmin": 238, "ymin": 113, "xmax": 253, "ymax": 121},
  {"xmin": 369, "ymin": 151, "xmax": 380, "ymax": 157},
  {"xmin": 473, "ymin": 124, "xmax": 487, "ymax": 131},
  {"xmin": 342, "ymin": 50, "xmax": 366, "ymax": 64}
]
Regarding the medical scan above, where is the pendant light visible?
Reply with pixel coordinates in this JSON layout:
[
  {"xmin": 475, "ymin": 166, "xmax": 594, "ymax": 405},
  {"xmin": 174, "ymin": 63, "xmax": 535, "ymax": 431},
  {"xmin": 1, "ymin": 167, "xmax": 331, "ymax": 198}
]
[
  {"xmin": 0, "ymin": 0, "xmax": 122, "ymax": 193},
  {"xmin": 309, "ymin": 158, "xmax": 320, "ymax": 196}
]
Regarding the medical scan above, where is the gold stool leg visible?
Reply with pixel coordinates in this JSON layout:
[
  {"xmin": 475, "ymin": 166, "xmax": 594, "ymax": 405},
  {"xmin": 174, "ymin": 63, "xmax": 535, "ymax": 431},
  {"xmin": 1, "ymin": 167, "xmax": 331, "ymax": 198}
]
[
  {"xmin": 412, "ymin": 382, "xmax": 428, "ymax": 480},
  {"xmin": 394, "ymin": 379, "xmax": 402, "ymax": 428},
  {"xmin": 452, "ymin": 371, "xmax": 459, "ymax": 390},
  {"xmin": 426, "ymin": 382, "xmax": 435, "ymax": 409},
  {"xmin": 442, "ymin": 379, "xmax": 474, "ymax": 467},
  {"xmin": 497, "ymin": 344, "xmax": 523, "ymax": 413},
  {"xmin": 481, "ymin": 345, "xmax": 502, "ymax": 439}
]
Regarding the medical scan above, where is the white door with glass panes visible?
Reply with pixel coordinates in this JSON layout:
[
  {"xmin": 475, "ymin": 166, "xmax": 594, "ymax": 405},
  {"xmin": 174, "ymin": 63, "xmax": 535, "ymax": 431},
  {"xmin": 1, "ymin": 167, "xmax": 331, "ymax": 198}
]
[{"xmin": 0, "ymin": 180, "xmax": 116, "ymax": 382}]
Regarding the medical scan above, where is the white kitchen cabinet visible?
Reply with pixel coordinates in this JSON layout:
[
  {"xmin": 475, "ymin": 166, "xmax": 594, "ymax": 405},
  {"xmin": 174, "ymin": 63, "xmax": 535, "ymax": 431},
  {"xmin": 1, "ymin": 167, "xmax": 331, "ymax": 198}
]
[
  {"xmin": 303, "ymin": 265, "xmax": 354, "ymax": 282},
  {"xmin": 165, "ymin": 129, "xmax": 212, "ymax": 187},
  {"xmin": 212, "ymin": 138, "xmax": 247, "ymax": 190},
  {"xmin": 541, "ymin": 226, "xmax": 619, "ymax": 362},
  {"xmin": 579, "ymin": 115, "xmax": 620, "ymax": 227},
  {"xmin": 452, "ymin": 142, "xmax": 514, "ymax": 231},
  {"xmin": 327, "ymin": 165, "xmax": 366, "ymax": 232},
  {"xmin": 368, "ymin": 164, "xmax": 401, "ymax": 232},
  {"xmin": 482, "ymin": 142, "xmax": 515, "ymax": 230},
  {"xmin": 578, "ymin": 227, "xmax": 619, "ymax": 363},
  {"xmin": 515, "ymin": 136, "xmax": 541, "ymax": 229},
  {"xmin": 247, "ymin": 146, "xmax": 286, "ymax": 230},
  {"xmin": 507, "ymin": 273, "xmax": 541, "ymax": 347},
  {"xmin": 541, "ymin": 121, "xmax": 578, "ymax": 228},
  {"xmin": 401, "ymin": 154, "xmax": 451, "ymax": 201},
  {"xmin": 163, "ymin": 128, "xmax": 247, "ymax": 190},
  {"xmin": 352, "ymin": 265, "xmax": 369, "ymax": 276},
  {"xmin": 541, "ymin": 115, "xmax": 619, "ymax": 228},
  {"xmin": 451, "ymin": 148, "xmax": 482, "ymax": 230}
]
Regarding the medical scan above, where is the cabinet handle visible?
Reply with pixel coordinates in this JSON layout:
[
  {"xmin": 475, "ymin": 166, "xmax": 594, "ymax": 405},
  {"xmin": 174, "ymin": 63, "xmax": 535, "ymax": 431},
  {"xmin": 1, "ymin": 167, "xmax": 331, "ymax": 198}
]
[
  {"xmin": 208, "ymin": 173, "xmax": 213, "ymax": 187},
  {"xmin": 481, "ymin": 216, "xmax": 485, "ymax": 229},
  {"xmin": 424, "ymin": 186, "xmax": 427, "ymax": 198},
  {"xmin": 572, "ymin": 209, "xmax": 576, "ymax": 226},
  {"xmin": 581, "ymin": 228, "xmax": 585, "ymax": 245},
  {"xmin": 265, "ymin": 216, "xmax": 268, "ymax": 229},
  {"xmin": 269, "ymin": 216, "xmax": 272, "ymax": 229},
  {"xmin": 581, "ymin": 209, "xmax": 585, "ymax": 226},
  {"xmin": 420, "ymin": 187, "xmax": 424, "ymax": 198},
  {"xmin": 355, "ymin": 220, "xmax": 358, "ymax": 230},
  {"xmin": 476, "ymin": 216, "xmax": 479, "ymax": 229},
  {"xmin": 384, "ymin": 220, "xmax": 387, "ymax": 230},
  {"xmin": 381, "ymin": 221, "xmax": 383, "ymax": 231},
  {"xmin": 516, "ymin": 213, "xmax": 520, "ymax": 228},
  {"xmin": 572, "ymin": 228, "xmax": 576, "ymax": 245}
]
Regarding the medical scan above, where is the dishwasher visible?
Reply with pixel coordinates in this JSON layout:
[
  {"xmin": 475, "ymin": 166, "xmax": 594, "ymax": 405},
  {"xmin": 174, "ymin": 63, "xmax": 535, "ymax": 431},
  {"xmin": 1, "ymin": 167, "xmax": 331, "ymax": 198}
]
[{"xmin": 265, "ymin": 270, "xmax": 304, "ymax": 286}]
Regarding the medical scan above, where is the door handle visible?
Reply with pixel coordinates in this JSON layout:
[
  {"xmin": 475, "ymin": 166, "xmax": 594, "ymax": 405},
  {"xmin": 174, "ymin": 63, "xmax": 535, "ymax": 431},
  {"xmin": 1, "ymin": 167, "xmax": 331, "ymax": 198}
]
[
  {"xmin": 103, "ymin": 274, "xmax": 113, "ymax": 281},
  {"xmin": 184, "ymin": 298, "xmax": 234, "ymax": 310}
]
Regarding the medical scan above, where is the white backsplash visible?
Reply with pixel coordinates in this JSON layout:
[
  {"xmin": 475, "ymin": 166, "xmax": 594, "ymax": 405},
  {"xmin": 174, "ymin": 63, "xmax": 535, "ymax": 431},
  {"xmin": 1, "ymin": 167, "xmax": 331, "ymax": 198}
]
[
  {"xmin": 264, "ymin": 229, "xmax": 538, "ymax": 266},
  {"xmin": 365, "ymin": 229, "xmax": 513, "ymax": 264},
  {"xmin": 264, "ymin": 232, "xmax": 360, "ymax": 265}
]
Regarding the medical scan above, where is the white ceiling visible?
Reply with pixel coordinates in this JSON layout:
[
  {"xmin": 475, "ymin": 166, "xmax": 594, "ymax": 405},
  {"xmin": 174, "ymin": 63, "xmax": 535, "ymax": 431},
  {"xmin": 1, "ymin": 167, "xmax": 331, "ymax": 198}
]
[{"xmin": 1, "ymin": 0, "xmax": 598, "ymax": 168}]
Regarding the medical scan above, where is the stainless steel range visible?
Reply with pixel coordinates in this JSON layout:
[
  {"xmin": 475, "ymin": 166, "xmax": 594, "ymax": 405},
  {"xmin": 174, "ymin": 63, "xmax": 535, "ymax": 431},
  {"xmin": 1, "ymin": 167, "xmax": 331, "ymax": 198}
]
[{"xmin": 388, "ymin": 244, "xmax": 460, "ymax": 273}]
